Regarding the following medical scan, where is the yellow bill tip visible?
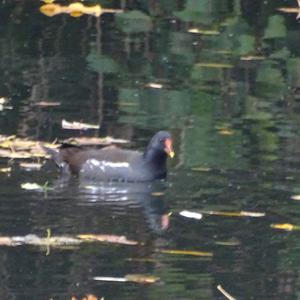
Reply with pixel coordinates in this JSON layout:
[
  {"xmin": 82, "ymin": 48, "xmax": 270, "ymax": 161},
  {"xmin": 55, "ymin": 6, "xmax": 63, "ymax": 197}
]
[{"xmin": 169, "ymin": 151, "xmax": 175, "ymax": 158}]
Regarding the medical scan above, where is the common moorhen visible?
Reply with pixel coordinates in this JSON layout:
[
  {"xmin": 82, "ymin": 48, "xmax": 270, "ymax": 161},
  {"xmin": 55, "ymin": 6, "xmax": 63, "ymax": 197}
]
[{"xmin": 45, "ymin": 131, "xmax": 175, "ymax": 182}]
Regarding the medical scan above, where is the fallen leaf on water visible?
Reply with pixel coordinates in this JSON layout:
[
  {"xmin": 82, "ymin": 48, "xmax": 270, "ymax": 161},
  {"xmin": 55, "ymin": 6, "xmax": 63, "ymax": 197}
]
[
  {"xmin": 278, "ymin": 7, "xmax": 300, "ymax": 19},
  {"xmin": 0, "ymin": 135, "xmax": 15, "ymax": 142},
  {"xmin": 40, "ymin": 2, "xmax": 123, "ymax": 18},
  {"xmin": 94, "ymin": 276, "xmax": 127, "ymax": 282},
  {"xmin": 199, "ymin": 210, "xmax": 265, "ymax": 218},
  {"xmin": 77, "ymin": 234, "xmax": 138, "ymax": 245},
  {"xmin": 62, "ymin": 136, "xmax": 128, "ymax": 146},
  {"xmin": 0, "ymin": 149, "xmax": 32, "ymax": 159},
  {"xmin": 94, "ymin": 274, "xmax": 159, "ymax": 284},
  {"xmin": 0, "ymin": 97, "xmax": 11, "ymax": 110},
  {"xmin": 179, "ymin": 210, "xmax": 203, "ymax": 220},
  {"xmin": 188, "ymin": 28, "xmax": 220, "ymax": 35},
  {"xmin": 0, "ymin": 167, "xmax": 11, "ymax": 173},
  {"xmin": 34, "ymin": 101, "xmax": 61, "ymax": 107},
  {"xmin": 2, "ymin": 235, "xmax": 71, "ymax": 247},
  {"xmin": 62, "ymin": 119, "xmax": 99, "ymax": 130},
  {"xmin": 270, "ymin": 223, "xmax": 300, "ymax": 231},
  {"xmin": 145, "ymin": 83, "xmax": 163, "ymax": 89},
  {"xmin": 0, "ymin": 237, "xmax": 14, "ymax": 246},
  {"xmin": 71, "ymin": 294, "xmax": 101, "ymax": 300},
  {"xmin": 195, "ymin": 63, "xmax": 233, "ymax": 69},
  {"xmin": 19, "ymin": 162, "xmax": 43, "ymax": 170},
  {"xmin": 21, "ymin": 182, "xmax": 44, "ymax": 190},
  {"xmin": 151, "ymin": 192, "xmax": 165, "ymax": 197},
  {"xmin": 291, "ymin": 195, "xmax": 300, "ymax": 201},
  {"xmin": 0, "ymin": 97, "xmax": 8, "ymax": 104},
  {"xmin": 125, "ymin": 274, "xmax": 160, "ymax": 284},
  {"xmin": 0, "ymin": 233, "xmax": 141, "ymax": 248},
  {"xmin": 0, "ymin": 136, "xmax": 57, "ymax": 159},
  {"xmin": 191, "ymin": 167, "xmax": 212, "ymax": 172},
  {"xmin": 159, "ymin": 249, "xmax": 213, "ymax": 257},
  {"xmin": 0, "ymin": 138, "xmax": 37, "ymax": 150},
  {"xmin": 218, "ymin": 128, "xmax": 234, "ymax": 136},
  {"xmin": 215, "ymin": 238, "xmax": 240, "ymax": 246},
  {"xmin": 240, "ymin": 56, "xmax": 265, "ymax": 61}
]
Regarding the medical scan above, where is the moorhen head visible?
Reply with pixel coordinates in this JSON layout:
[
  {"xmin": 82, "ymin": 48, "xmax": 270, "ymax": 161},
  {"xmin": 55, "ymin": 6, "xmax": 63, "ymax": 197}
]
[{"xmin": 44, "ymin": 131, "xmax": 174, "ymax": 182}]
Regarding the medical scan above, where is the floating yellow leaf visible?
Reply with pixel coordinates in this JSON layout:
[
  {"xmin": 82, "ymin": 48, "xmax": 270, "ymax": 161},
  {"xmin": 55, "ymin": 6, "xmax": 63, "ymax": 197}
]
[
  {"xmin": 151, "ymin": 192, "xmax": 165, "ymax": 197},
  {"xmin": 188, "ymin": 28, "xmax": 220, "ymax": 35},
  {"xmin": 0, "ymin": 150, "xmax": 32, "ymax": 159},
  {"xmin": 159, "ymin": 249, "xmax": 213, "ymax": 257},
  {"xmin": 0, "ymin": 167, "xmax": 11, "ymax": 173},
  {"xmin": 77, "ymin": 234, "xmax": 138, "ymax": 245},
  {"xmin": 0, "ymin": 135, "xmax": 15, "ymax": 142},
  {"xmin": 218, "ymin": 128, "xmax": 234, "ymax": 136},
  {"xmin": 19, "ymin": 162, "xmax": 43, "ymax": 170},
  {"xmin": 270, "ymin": 223, "xmax": 296, "ymax": 231},
  {"xmin": 145, "ymin": 83, "xmax": 163, "ymax": 89},
  {"xmin": 196, "ymin": 63, "xmax": 233, "ymax": 68},
  {"xmin": 21, "ymin": 182, "xmax": 44, "ymax": 190},
  {"xmin": 40, "ymin": 3, "xmax": 61, "ymax": 16},
  {"xmin": 40, "ymin": 3, "xmax": 122, "ymax": 18},
  {"xmin": 125, "ymin": 274, "xmax": 160, "ymax": 284},
  {"xmin": 291, "ymin": 195, "xmax": 300, "ymax": 201},
  {"xmin": 0, "ymin": 97, "xmax": 8, "ymax": 104},
  {"xmin": 62, "ymin": 119, "xmax": 99, "ymax": 130},
  {"xmin": 215, "ymin": 239, "xmax": 240, "ymax": 246},
  {"xmin": 199, "ymin": 210, "xmax": 265, "ymax": 218},
  {"xmin": 278, "ymin": 7, "xmax": 300, "ymax": 19},
  {"xmin": 70, "ymin": 11, "xmax": 83, "ymax": 17},
  {"xmin": 34, "ymin": 101, "xmax": 61, "ymax": 107},
  {"xmin": 70, "ymin": 3, "xmax": 100, "ymax": 17}
]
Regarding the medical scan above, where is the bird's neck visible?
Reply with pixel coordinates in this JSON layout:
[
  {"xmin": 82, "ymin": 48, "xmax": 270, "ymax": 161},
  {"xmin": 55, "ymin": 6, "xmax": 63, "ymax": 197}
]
[{"xmin": 143, "ymin": 148, "xmax": 167, "ymax": 167}]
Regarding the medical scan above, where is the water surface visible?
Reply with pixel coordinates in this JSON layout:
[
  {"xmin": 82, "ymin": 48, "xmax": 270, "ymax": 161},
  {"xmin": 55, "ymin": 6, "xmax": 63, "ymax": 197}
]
[{"xmin": 0, "ymin": 1, "xmax": 300, "ymax": 299}]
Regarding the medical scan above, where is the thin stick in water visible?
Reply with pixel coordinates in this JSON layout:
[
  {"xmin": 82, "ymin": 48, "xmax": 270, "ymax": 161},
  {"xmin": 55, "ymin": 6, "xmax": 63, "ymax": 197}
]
[{"xmin": 217, "ymin": 285, "xmax": 236, "ymax": 300}]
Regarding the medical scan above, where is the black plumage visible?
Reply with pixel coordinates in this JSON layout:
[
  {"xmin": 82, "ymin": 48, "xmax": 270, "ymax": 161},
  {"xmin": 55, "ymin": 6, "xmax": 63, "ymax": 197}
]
[{"xmin": 44, "ymin": 131, "xmax": 174, "ymax": 182}]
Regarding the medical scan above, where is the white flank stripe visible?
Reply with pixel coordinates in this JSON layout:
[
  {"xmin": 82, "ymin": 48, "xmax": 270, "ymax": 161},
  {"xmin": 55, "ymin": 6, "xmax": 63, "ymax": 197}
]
[{"xmin": 88, "ymin": 159, "xmax": 130, "ymax": 168}]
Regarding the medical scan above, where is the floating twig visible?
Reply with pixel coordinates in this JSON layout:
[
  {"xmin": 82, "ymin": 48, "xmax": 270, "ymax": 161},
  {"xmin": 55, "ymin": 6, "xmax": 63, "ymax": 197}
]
[{"xmin": 217, "ymin": 285, "xmax": 236, "ymax": 300}]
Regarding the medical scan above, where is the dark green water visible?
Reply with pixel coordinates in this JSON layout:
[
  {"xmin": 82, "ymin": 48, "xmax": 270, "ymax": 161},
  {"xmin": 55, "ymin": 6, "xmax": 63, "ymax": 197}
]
[{"xmin": 1, "ymin": 1, "xmax": 300, "ymax": 299}]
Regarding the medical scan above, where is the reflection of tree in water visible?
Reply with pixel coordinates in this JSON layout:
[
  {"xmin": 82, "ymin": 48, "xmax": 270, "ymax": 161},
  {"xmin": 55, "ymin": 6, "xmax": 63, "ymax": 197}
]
[{"xmin": 1, "ymin": 1, "xmax": 300, "ymax": 298}]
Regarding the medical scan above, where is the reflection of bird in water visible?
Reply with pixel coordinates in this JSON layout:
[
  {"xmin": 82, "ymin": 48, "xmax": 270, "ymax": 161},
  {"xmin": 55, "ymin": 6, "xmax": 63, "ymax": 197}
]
[
  {"xmin": 48, "ymin": 178, "xmax": 171, "ymax": 235},
  {"xmin": 43, "ymin": 131, "xmax": 175, "ymax": 182}
]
